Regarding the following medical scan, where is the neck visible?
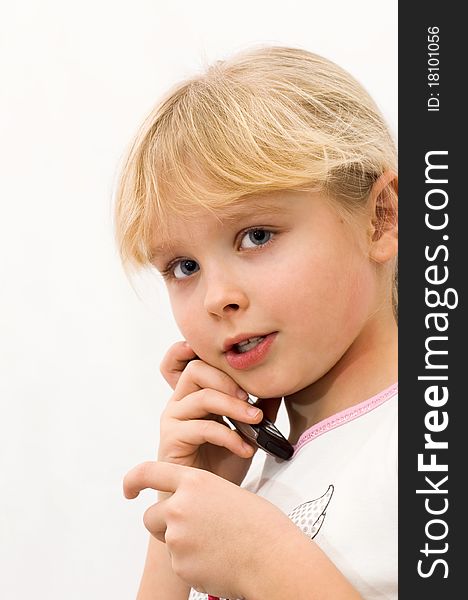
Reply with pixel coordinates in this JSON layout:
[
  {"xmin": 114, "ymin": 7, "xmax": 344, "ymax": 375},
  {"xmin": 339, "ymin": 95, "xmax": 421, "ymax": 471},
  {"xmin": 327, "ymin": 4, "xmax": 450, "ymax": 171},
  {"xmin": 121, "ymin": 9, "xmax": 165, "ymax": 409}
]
[{"xmin": 284, "ymin": 307, "xmax": 398, "ymax": 445}]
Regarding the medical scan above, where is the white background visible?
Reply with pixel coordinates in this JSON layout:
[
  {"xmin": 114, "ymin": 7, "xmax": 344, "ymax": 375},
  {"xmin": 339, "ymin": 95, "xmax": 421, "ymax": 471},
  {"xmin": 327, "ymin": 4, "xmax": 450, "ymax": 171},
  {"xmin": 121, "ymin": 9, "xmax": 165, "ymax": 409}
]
[{"xmin": 0, "ymin": 1, "xmax": 397, "ymax": 598}]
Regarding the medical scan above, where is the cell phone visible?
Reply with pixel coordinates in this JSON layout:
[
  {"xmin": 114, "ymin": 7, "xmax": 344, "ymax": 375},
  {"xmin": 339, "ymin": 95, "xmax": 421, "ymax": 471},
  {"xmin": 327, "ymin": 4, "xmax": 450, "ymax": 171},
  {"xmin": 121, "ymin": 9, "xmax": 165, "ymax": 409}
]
[{"xmin": 225, "ymin": 410, "xmax": 294, "ymax": 461}]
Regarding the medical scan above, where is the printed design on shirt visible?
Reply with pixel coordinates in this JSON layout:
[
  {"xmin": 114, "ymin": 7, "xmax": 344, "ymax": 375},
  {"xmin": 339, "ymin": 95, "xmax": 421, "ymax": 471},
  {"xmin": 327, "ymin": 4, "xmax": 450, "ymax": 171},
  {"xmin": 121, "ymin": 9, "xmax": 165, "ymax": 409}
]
[
  {"xmin": 188, "ymin": 486, "xmax": 335, "ymax": 600},
  {"xmin": 288, "ymin": 484, "xmax": 334, "ymax": 540}
]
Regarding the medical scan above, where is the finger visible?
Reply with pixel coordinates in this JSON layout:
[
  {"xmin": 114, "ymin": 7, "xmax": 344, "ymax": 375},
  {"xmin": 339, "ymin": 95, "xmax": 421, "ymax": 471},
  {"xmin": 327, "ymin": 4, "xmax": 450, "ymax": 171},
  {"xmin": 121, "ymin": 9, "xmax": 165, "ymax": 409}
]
[
  {"xmin": 123, "ymin": 461, "xmax": 188, "ymax": 499},
  {"xmin": 167, "ymin": 388, "xmax": 263, "ymax": 424},
  {"xmin": 171, "ymin": 359, "xmax": 248, "ymax": 404},
  {"xmin": 177, "ymin": 419, "xmax": 257, "ymax": 457},
  {"xmin": 160, "ymin": 341, "xmax": 198, "ymax": 389}
]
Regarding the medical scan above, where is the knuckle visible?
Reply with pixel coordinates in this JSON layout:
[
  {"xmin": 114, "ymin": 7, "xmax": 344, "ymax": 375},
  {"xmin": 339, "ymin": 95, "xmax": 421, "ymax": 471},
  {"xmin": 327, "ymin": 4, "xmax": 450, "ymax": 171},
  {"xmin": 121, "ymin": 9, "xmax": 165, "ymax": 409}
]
[
  {"xmin": 200, "ymin": 418, "xmax": 216, "ymax": 437},
  {"xmin": 142, "ymin": 506, "xmax": 153, "ymax": 531},
  {"xmin": 199, "ymin": 387, "xmax": 226, "ymax": 412},
  {"xmin": 166, "ymin": 498, "xmax": 184, "ymax": 521},
  {"xmin": 136, "ymin": 461, "xmax": 154, "ymax": 483},
  {"xmin": 210, "ymin": 368, "xmax": 235, "ymax": 391},
  {"xmin": 219, "ymin": 370, "xmax": 241, "ymax": 393},
  {"xmin": 171, "ymin": 558, "xmax": 187, "ymax": 581},
  {"xmin": 183, "ymin": 467, "xmax": 205, "ymax": 489},
  {"xmin": 163, "ymin": 527, "xmax": 178, "ymax": 547},
  {"xmin": 196, "ymin": 387, "xmax": 213, "ymax": 404}
]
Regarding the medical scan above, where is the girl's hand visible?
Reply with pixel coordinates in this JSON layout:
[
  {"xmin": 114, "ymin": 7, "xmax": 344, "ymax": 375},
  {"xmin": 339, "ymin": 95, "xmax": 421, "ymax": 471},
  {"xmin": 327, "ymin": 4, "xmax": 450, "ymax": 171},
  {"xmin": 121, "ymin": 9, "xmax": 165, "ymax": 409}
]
[
  {"xmin": 123, "ymin": 461, "xmax": 300, "ymax": 600},
  {"xmin": 157, "ymin": 341, "xmax": 282, "ymax": 488},
  {"xmin": 159, "ymin": 340, "xmax": 198, "ymax": 390}
]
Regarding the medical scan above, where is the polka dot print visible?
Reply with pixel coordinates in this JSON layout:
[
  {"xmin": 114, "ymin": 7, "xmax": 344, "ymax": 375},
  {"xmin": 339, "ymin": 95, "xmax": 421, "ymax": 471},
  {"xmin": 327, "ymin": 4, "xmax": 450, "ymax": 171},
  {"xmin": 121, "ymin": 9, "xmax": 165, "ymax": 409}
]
[{"xmin": 288, "ymin": 485, "xmax": 334, "ymax": 539}]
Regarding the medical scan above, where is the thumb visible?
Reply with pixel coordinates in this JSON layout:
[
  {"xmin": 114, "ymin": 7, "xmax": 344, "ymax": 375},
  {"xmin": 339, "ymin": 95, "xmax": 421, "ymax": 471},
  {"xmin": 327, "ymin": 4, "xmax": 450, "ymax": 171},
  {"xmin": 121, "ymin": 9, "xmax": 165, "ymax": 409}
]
[{"xmin": 254, "ymin": 396, "xmax": 283, "ymax": 423}]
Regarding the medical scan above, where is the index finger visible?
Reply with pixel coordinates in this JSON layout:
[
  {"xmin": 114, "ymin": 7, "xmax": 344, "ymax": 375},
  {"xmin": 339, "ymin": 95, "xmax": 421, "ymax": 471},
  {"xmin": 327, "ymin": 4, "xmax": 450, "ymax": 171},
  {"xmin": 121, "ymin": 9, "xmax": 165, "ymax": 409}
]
[
  {"xmin": 123, "ymin": 461, "xmax": 188, "ymax": 499},
  {"xmin": 160, "ymin": 341, "xmax": 198, "ymax": 389}
]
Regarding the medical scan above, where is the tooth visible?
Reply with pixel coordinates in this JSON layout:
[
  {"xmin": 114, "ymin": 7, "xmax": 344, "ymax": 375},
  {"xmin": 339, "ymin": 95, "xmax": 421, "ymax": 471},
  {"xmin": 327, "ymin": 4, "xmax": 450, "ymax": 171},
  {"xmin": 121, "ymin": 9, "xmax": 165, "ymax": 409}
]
[
  {"xmin": 238, "ymin": 336, "xmax": 262, "ymax": 347},
  {"xmin": 235, "ymin": 336, "xmax": 265, "ymax": 353}
]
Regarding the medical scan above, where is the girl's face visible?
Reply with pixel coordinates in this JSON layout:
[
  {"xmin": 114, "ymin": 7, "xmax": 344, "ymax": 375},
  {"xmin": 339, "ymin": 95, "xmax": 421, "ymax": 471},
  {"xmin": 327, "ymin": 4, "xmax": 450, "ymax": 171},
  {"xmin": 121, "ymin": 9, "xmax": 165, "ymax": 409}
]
[{"xmin": 152, "ymin": 189, "xmax": 381, "ymax": 398}]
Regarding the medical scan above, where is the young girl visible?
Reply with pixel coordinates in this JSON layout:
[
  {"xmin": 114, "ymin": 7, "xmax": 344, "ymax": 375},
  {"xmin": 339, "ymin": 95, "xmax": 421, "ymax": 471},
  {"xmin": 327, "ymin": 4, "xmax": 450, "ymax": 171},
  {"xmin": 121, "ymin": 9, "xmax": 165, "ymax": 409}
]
[{"xmin": 116, "ymin": 45, "xmax": 398, "ymax": 600}]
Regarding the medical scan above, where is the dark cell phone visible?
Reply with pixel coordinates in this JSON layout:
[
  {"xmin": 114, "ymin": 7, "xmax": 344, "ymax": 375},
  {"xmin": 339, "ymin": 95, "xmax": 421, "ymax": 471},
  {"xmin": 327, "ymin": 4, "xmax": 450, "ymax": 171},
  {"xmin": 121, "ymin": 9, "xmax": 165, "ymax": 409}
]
[{"xmin": 225, "ymin": 411, "xmax": 294, "ymax": 461}]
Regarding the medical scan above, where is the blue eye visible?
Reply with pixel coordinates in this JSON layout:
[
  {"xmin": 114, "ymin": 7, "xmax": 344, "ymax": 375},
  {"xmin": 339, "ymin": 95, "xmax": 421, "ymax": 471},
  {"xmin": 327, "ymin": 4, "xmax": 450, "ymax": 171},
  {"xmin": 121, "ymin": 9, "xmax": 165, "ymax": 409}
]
[
  {"xmin": 240, "ymin": 229, "xmax": 273, "ymax": 248},
  {"xmin": 162, "ymin": 228, "xmax": 275, "ymax": 282},
  {"xmin": 172, "ymin": 259, "xmax": 200, "ymax": 279}
]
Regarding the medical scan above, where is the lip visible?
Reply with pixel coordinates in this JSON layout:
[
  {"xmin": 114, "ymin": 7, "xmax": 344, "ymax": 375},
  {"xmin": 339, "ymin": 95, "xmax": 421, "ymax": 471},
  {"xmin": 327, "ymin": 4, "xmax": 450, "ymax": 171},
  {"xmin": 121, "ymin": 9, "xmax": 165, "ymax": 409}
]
[
  {"xmin": 224, "ymin": 332, "xmax": 278, "ymax": 370},
  {"xmin": 223, "ymin": 332, "xmax": 274, "ymax": 352}
]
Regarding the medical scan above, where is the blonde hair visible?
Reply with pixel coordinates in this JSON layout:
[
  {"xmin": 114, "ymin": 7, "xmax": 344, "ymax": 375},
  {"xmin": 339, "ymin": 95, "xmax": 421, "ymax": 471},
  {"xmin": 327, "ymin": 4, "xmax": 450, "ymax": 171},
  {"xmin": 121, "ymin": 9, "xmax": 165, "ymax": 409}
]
[{"xmin": 114, "ymin": 44, "xmax": 398, "ymax": 319}]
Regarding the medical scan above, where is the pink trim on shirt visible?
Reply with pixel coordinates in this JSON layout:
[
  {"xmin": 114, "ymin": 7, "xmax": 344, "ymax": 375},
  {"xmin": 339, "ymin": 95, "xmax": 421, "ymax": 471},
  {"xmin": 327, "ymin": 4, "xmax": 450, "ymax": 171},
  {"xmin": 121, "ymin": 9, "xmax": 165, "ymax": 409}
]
[{"xmin": 292, "ymin": 382, "xmax": 398, "ymax": 456}]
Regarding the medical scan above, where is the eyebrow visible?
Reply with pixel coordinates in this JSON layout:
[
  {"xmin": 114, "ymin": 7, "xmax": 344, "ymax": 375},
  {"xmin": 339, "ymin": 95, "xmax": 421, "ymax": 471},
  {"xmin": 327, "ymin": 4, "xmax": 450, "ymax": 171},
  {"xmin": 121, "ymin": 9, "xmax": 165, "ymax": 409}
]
[{"xmin": 149, "ymin": 199, "xmax": 290, "ymax": 260}]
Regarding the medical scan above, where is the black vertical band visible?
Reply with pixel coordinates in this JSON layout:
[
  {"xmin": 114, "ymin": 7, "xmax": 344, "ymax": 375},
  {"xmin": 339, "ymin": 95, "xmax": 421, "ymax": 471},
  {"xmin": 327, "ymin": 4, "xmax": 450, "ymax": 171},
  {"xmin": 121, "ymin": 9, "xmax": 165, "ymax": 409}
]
[{"xmin": 399, "ymin": 3, "xmax": 464, "ymax": 597}]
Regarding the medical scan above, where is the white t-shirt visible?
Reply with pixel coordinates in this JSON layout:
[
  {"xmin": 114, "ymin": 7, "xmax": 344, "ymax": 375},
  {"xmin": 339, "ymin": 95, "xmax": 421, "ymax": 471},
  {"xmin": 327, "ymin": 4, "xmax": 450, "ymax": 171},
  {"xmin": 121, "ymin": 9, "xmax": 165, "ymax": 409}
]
[{"xmin": 189, "ymin": 383, "xmax": 398, "ymax": 600}]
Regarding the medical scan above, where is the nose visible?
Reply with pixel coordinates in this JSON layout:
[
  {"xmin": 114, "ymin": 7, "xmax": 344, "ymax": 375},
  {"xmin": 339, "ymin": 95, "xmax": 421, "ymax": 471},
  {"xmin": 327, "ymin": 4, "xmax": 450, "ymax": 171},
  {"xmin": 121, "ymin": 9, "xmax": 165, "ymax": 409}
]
[{"xmin": 203, "ymin": 269, "xmax": 249, "ymax": 318}]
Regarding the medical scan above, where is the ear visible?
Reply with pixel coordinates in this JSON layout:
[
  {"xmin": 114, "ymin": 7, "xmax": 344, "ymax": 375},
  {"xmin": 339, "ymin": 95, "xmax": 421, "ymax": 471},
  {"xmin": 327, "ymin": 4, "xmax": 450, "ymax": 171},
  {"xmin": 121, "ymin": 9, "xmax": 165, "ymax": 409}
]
[{"xmin": 368, "ymin": 170, "xmax": 398, "ymax": 264}]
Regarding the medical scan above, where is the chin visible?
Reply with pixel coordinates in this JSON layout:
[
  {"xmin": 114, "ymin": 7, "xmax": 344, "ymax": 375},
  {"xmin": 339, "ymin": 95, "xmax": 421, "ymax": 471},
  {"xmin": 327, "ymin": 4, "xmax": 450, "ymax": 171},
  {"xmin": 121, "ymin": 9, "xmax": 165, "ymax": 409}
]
[
  {"xmin": 246, "ymin": 375, "xmax": 318, "ymax": 400},
  {"xmin": 240, "ymin": 380, "xmax": 290, "ymax": 400}
]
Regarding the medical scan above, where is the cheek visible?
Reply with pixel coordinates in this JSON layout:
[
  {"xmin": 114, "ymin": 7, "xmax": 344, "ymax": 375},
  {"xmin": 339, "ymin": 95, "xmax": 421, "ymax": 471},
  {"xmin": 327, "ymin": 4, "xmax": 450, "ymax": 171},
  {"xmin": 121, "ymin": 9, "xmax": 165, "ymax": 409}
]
[
  {"xmin": 169, "ymin": 293, "xmax": 196, "ymax": 338},
  {"xmin": 334, "ymin": 265, "xmax": 376, "ymax": 339},
  {"xmin": 169, "ymin": 293, "xmax": 213, "ymax": 355},
  {"xmin": 272, "ymin": 246, "xmax": 376, "ymax": 338},
  {"xmin": 314, "ymin": 263, "xmax": 376, "ymax": 358}
]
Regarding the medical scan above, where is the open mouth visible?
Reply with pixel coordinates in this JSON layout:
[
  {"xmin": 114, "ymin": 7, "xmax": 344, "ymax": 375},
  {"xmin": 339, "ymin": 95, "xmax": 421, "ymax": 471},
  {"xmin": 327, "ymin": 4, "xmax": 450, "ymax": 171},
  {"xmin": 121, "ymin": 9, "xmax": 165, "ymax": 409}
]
[
  {"xmin": 232, "ymin": 336, "xmax": 266, "ymax": 353},
  {"xmin": 224, "ymin": 332, "xmax": 278, "ymax": 370}
]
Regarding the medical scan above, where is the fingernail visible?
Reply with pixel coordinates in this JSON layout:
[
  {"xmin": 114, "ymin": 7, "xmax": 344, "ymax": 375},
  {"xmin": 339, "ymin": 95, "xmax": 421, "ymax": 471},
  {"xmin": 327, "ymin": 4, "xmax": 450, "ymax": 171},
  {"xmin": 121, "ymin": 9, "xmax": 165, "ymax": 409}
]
[
  {"xmin": 246, "ymin": 406, "xmax": 260, "ymax": 417},
  {"xmin": 237, "ymin": 389, "xmax": 249, "ymax": 400}
]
